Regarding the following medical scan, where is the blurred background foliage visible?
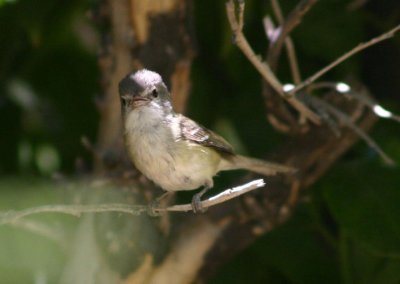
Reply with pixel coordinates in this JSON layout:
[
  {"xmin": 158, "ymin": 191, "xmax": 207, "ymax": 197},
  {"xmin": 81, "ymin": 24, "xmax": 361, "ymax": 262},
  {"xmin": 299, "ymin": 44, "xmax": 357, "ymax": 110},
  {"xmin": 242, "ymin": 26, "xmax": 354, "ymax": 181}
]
[{"xmin": 0, "ymin": 0, "xmax": 399, "ymax": 283}]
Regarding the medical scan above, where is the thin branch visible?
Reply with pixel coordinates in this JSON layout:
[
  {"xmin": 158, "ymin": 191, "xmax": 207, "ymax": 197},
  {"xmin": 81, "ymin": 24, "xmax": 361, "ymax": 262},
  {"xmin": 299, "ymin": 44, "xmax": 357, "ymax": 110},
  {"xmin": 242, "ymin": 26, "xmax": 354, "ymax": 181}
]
[
  {"xmin": 166, "ymin": 179, "xmax": 265, "ymax": 212},
  {"xmin": 268, "ymin": 0, "xmax": 318, "ymax": 69},
  {"xmin": 284, "ymin": 39, "xmax": 302, "ymax": 84},
  {"xmin": 268, "ymin": 0, "xmax": 316, "ymax": 80},
  {"xmin": 0, "ymin": 204, "xmax": 142, "ymax": 225},
  {"xmin": 267, "ymin": 0, "xmax": 303, "ymax": 123},
  {"xmin": 0, "ymin": 179, "xmax": 265, "ymax": 225},
  {"xmin": 270, "ymin": 0, "xmax": 284, "ymax": 26},
  {"xmin": 226, "ymin": 1, "xmax": 282, "ymax": 94},
  {"xmin": 226, "ymin": 0, "xmax": 321, "ymax": 124},
  {"xmin": 291, "ymin": 24, "xmax": 400, "ymax": 94},
  {"xmin": 308, "ymin": 81, "xmax": 400, "ymax": 123},
  {"xmin": 11, "ymin": 219, "xmax": 68, "ymax": 247},
  {"xmin": 264, "ymin": 16, "xmax": 301, "ymax": 84},
  {"xmin": 310, "ymin": 96, "xmax": 395, "ymax": 165}
]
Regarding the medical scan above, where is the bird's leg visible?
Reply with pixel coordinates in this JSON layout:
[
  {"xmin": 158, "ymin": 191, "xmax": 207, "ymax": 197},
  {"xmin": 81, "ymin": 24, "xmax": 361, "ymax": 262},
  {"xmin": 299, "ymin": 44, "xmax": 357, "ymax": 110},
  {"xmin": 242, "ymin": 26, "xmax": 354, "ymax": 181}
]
[
  {"xmin": 191, "ymin": 180, "xmax": 213, "ymax": 213},
  {"xmin": 147, "ymin": 191, "xmax": 173, "ymax": 217}
]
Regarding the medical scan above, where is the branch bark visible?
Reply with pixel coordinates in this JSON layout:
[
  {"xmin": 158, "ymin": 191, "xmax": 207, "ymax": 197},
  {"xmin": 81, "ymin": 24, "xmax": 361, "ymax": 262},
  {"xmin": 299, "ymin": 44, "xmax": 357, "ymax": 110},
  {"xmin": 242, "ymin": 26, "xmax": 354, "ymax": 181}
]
[
  {"xmin": 267, "ymin": 0, "xmax": 318, "ymax": 69},
  {"xmin": 262, "ymin": 0, "xmax": 318, "ymax": 131},
  {"xmin": 95, "ymin": 0, "xmax": 134, "ymax": 172},
  {"xmin": 94, "ymin": 0, "xmax": 195, "ymax": 172},
  {"xmin": 226, "ymin": 0, "xmax": 321, "ymax": 125}
]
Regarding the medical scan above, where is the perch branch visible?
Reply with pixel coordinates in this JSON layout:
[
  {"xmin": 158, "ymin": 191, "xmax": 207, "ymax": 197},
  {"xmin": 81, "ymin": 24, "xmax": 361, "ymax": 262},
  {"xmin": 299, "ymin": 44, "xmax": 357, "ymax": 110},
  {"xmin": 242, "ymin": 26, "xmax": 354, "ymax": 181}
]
[
  {"xmin": 226, "ymin": 0, "xmax": 320, "ymax": 124},
  {"xmin": 290, "ymin": 24, "xmax": 400, "ymax": 94},
  {"xmin": 166, "ymin": 179, "xmax": 265, "ymax": 212},
  {"xmin": 0, "ymin": 179, "xmax": 265, "ymax": 225}
]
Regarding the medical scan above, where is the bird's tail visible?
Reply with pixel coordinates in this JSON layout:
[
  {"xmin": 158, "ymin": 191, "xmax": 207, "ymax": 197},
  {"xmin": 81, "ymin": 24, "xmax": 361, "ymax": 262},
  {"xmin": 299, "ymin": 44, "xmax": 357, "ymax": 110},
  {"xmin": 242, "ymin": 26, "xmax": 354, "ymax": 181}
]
[{"xmin": 219, "ymin": 155, "xmax": 295, "ymax": 176}]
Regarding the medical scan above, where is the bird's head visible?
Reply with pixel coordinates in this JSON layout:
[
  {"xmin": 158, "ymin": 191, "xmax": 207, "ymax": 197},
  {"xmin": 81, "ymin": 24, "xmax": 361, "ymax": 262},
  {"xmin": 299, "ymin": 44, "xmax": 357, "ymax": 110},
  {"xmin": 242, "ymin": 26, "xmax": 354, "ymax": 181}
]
[{"xmin": 118, "ymin": 69, "xmax": 172, "ymax": 115}]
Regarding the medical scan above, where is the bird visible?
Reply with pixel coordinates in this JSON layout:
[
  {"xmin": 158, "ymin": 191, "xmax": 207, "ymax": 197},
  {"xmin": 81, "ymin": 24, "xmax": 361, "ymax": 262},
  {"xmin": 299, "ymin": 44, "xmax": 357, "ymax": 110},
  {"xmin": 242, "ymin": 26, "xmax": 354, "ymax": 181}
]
[{"xmin": 119, "ymin": 69, "xmax": 294, "ymax": 213}]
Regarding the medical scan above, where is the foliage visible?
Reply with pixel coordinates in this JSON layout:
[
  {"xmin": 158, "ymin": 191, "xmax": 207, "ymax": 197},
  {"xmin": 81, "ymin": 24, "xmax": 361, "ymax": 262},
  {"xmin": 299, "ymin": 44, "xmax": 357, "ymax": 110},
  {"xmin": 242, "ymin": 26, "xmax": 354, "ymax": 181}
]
[{"xmin": 0, "ymin": 0, "xmax": 99, "ymax": 174}]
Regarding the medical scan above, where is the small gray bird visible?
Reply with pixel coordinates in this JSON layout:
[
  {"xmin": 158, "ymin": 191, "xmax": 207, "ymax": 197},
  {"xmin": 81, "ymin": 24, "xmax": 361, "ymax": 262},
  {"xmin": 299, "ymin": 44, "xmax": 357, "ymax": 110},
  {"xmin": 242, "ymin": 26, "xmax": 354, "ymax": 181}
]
[{"xmin": 119, "ymin": 69, "xmax": 294, "ymax": 212}]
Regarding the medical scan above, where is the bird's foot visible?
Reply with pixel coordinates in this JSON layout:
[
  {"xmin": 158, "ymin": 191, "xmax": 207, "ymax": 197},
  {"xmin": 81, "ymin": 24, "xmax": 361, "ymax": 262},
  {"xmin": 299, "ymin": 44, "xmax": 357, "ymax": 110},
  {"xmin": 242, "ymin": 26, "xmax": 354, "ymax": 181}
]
[
  {"xmin": 146, "ymin": 192, "xmax": 171, "ymax": 217},
  {"xmin": 146, "ymin": 199, "xmax": 163, "ymax": 217},
  {"xmin": 191, "ymin": 187, "xmax": 210, "ymax": 213}
]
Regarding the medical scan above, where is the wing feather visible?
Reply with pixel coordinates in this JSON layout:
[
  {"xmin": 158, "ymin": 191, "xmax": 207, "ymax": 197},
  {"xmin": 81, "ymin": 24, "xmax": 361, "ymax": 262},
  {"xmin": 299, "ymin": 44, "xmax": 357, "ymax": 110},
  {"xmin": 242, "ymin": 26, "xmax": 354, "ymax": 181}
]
[{"xmin": 178, "ymin": 115, "xmax": 234, "ymax": 154}]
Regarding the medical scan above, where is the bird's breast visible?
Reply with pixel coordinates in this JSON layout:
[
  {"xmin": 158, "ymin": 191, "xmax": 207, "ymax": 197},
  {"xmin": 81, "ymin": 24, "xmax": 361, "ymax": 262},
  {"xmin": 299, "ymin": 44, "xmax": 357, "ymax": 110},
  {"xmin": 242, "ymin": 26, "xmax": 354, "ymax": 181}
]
[{"xmin": 124, "ymin": 108, "xmax": 220, "ymax": 191}]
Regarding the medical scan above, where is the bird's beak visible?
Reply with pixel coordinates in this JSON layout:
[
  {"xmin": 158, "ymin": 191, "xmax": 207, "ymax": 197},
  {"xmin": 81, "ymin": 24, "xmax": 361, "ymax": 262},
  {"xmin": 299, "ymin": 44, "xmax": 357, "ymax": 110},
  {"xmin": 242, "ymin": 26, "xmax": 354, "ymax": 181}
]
[
  {"xmin": 132, "ymin": 96, "xmax": 150, "ymax": 108},
  {"xmin": 120, "ymin": 95, "xmax": 149, "ymax": 111},
  {"xmin": 131, "ymin": 96, "xmax": 150, "ymax": 108}
]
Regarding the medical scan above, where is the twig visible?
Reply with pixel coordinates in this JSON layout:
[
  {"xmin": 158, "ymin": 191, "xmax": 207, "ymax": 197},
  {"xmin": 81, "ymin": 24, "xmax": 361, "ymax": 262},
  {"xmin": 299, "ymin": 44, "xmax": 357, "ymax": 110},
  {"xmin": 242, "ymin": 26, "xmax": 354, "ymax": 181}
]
[
  {"xmin": 268, "ymin": 0, "xmax": 317, "ymax": 75},
  {"xmin": 267, "ymin": 0, "xmax": 304, "ymax": 121},
  {"xmin": 226, "ymin": 1, "xmax": 281, "ymax": 94},
  {"xmin": 226, "ymin": 0, "xmax": 320, "ymax": 124},
  {"xmin": 291, "ymin": 24, "xmax": 400, "ymax": 94},
  {"xmin": 0, "ymin": 179, "xmax": 266, "ymax": 225},
  {"xmin": 0, "ymin": 204, "xmax": 142, "ymax": 225},
  {"xmin": 11, "ymin": 219, "xmax": 68, "ymax": 247},
  {"xmin": 264, "ymin": 16, "xmax": 301, "ymax": 84},
  {"xmin": 308, "ymin": 81, "xmax": 400, "ymax": 123},
  {"xmin": 310, "ymin": 96, "xmax": 395, "ymax": 165},
  {"xmin": 284, "ymin": 38, "xmax": 302, "ymax": 84}
]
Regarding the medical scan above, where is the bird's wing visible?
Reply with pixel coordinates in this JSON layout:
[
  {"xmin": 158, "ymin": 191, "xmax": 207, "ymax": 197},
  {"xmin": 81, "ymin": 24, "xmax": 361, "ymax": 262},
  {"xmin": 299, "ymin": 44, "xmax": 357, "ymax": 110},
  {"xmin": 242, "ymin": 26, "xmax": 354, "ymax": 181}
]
[{"xmin": 178, "ymin": 114, "xmax": 234, "ymax": 154}]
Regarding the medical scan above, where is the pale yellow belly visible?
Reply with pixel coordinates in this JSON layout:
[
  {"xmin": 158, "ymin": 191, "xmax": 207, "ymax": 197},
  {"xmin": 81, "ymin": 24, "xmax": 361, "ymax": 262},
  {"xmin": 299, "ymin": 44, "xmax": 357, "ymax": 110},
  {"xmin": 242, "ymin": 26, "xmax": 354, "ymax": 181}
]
[{"xmin": 129, "ymin": 138, "xmax": 221, "ymax": 191}]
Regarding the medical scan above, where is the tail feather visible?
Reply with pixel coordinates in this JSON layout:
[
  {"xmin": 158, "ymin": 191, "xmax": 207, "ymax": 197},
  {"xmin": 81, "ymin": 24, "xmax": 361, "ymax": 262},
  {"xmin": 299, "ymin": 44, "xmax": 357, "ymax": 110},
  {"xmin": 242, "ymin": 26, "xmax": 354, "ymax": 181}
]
[{"xmin": 219, "ymin": 155, "xmax": 295, "ymax": 176}]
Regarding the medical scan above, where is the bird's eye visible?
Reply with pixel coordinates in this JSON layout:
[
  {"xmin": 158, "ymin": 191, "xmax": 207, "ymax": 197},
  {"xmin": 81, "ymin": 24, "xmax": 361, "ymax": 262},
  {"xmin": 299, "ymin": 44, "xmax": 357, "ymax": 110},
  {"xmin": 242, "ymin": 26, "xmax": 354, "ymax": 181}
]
[
  {"xmin": 152, "ymin": 89, "xmax": 158, "ymax": 98},
  {"xmin": 120, "ymin": 95, "xmax": 130, "ymax": 107}
]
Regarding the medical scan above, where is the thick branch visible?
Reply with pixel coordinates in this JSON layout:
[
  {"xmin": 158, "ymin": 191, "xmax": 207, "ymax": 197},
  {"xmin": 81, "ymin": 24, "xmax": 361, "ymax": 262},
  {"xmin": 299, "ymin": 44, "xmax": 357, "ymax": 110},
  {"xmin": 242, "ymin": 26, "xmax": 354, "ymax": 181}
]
[{"xmin": 95, "ymin": 0, "xmax": 133, "ymax": 171}]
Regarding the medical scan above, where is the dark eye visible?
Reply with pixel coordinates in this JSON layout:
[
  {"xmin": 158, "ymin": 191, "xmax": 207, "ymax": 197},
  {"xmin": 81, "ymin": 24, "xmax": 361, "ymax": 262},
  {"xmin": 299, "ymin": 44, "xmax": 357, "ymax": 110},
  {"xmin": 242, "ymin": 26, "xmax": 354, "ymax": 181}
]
[
  {"xmin": 152, "ymin": 89, "xmax": 158, "ymax": 98},
  {"xmin": 120, "ymin": 95, "xmax": 130, "ymax": 107}
]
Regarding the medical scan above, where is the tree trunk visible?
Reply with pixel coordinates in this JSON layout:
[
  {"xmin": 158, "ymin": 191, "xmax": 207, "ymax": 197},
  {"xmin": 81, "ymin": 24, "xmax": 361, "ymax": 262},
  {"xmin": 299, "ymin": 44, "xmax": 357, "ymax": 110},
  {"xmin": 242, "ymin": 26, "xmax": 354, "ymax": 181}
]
[{"xmin": 95, "ymin": 0, "xmax": 194, "ymax": 173}]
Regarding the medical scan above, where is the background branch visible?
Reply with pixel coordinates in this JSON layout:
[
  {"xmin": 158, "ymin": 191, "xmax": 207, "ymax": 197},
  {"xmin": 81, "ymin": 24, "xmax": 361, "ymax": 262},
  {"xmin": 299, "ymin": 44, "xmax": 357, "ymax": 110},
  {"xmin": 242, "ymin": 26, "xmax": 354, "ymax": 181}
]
[
  {"xmin": 267, "ymin": 0, "xmax": 318, "ymax": 70},
  {"xmin": 262, "ymin": 0, "xmax": 318, "ymax": 131},
  {"xmin": 226, "ymin": 0, "xmax": 320, "ymax": 124},
  {"xmin": 291, "ymin": 24, "xmax": 400, "ymax": 94}
]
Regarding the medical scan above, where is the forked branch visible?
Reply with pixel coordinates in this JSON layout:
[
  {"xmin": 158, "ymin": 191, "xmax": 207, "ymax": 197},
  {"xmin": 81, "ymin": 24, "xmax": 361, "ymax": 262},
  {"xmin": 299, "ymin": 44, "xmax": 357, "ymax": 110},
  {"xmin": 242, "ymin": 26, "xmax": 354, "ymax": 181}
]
[
  {"xmin": 268, "ymin": 0, "xmax": 318, "ymax": 70},
  {"xmin": 226, "ymin": 0, "xmax": 321, "ymax": 124}
]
